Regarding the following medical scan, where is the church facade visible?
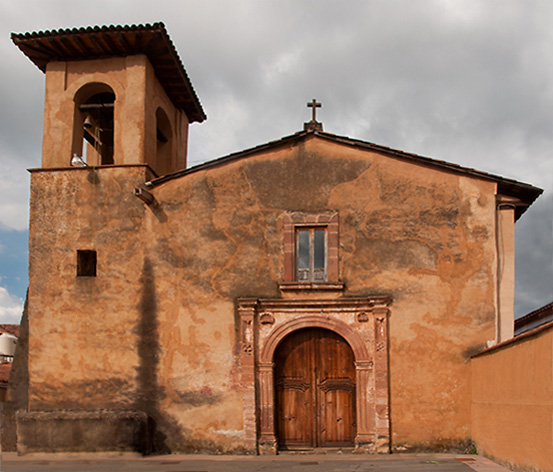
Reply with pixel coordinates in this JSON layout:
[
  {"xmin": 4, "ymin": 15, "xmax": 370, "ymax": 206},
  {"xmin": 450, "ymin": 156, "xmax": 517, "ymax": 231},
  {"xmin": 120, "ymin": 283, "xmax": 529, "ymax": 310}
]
[{"xmin": 7, "ymin": 23, "xmax": 541, "ymax": 454}]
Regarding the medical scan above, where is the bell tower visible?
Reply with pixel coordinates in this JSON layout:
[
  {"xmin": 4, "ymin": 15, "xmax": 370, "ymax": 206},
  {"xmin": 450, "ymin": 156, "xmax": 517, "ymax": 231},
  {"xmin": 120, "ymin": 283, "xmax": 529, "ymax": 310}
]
[
  {"xmin": 8, "ymin": 24, "xmax": 206, "ymax": 454},
  {"xmin": 12, "ymin": 22, "xmax": 205, "ymax": 176}
]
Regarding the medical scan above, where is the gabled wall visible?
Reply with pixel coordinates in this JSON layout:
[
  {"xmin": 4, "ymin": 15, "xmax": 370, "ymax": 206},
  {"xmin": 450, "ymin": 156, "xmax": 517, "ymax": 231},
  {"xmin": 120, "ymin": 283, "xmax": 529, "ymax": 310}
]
[{"xmin": 20, "ymin": 134, "xmax": 508, "ymax": 453}]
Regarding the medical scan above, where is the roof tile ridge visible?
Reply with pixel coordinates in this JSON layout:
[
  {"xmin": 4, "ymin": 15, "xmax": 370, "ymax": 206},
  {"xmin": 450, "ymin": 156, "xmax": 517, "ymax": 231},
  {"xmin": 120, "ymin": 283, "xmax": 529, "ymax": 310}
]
[{"xmin": 515, "ymin": 301, "xmax": 553, "ymax": 325}]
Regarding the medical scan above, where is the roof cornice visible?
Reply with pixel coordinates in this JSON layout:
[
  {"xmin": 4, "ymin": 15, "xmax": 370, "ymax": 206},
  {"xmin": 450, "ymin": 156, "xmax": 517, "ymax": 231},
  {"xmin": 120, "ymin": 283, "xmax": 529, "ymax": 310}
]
[
  {"xmin": 149, "ymin": 129, "xmax": 542, "ymax": 219},
  {"xmin": 11, "ymin": 22, "xmax": 206, "ymax": 123}
]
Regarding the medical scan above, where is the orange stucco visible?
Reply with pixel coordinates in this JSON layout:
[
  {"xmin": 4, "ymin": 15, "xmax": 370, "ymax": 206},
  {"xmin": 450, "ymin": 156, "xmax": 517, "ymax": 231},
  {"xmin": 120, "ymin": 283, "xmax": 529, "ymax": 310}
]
[{"xmin": 472, "ymin": 324, "xmax": 553, "ymax": 472}]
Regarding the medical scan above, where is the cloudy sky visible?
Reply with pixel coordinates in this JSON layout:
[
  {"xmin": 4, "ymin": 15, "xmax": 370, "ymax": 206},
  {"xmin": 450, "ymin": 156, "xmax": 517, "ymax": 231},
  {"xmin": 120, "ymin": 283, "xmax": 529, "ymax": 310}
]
[{"xmin": 0, "ymin": 0, "xmax": 551, "ymax": 323}]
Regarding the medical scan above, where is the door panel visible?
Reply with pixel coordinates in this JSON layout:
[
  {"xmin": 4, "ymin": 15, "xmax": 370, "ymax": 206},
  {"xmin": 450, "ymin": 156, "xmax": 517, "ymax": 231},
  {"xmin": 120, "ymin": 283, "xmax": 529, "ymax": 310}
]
[
  {"xmin": 275, "ymin": 328, "xmax": 355, "ymax": 449},
  {"xmin": 275, "ymin": 329, "xmax": 314, "ymax": 448},
  {"xmin": 317, "ymin": 329, "xmax": 356, "ymax": 446},
  {"xmin": 318, "ymin": 378, "xmax": 356, "ymax": 446}
]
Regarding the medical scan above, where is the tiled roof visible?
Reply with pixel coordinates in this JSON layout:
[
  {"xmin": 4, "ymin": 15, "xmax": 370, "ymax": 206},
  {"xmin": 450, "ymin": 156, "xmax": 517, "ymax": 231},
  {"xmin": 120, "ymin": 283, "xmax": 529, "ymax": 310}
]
[
  {"xmin": 515, "ymin": 301, "xmax": 553, "ymax": 335},
  {"xmin": 11, "ymin": 22, "xmax": 206, "ymax": 123},
  {"xmin": 149, "ymin": 129, "xmax": 542, "ymax": 220},
  {"xmin": 0, "ymin": 324, "xmax": 19, "ymax": 337}
]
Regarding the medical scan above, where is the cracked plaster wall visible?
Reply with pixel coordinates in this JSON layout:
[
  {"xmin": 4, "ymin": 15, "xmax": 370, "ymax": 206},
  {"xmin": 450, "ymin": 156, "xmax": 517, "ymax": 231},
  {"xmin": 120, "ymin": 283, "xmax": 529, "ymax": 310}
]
[{"xmin": 26, "ymin": 136, "xmax": 499, "ymax": 453}]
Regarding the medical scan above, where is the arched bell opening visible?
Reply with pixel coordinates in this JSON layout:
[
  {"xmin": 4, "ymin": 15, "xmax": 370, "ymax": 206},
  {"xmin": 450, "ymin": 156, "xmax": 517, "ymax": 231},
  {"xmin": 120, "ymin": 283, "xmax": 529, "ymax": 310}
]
[
  {"xmin": 72, "ymin": 83, "xmax": 115, "ymax": 166},
  {"xmin": 155, "ymin": 106, "xmax": 173, "ymax": 175}
]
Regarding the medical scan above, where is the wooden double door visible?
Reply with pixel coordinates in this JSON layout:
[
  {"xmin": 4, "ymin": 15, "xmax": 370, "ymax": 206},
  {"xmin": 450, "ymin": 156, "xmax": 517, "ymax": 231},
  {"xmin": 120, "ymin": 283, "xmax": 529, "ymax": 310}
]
[{"xmin": 274, "ymin": 328, "xmax": 356, "ymax": 449}]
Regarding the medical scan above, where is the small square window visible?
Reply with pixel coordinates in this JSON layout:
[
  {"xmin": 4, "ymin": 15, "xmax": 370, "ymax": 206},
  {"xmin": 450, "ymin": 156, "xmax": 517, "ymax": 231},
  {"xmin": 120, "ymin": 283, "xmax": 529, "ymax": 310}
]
[{"xmin": 77, "ymin": 250, "xmax": 97, "ymax": 277}]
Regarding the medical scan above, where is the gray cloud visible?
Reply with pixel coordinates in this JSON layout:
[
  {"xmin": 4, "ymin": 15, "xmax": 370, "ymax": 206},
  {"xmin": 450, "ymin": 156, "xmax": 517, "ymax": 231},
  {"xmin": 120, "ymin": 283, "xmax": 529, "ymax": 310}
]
[
  {"xmin": 515, "ymin": 193, "xmax": 553, "ymax": 316},
  {"xmin": 0, "ymin": 0, "xmax": 551, "ymax": 315}
]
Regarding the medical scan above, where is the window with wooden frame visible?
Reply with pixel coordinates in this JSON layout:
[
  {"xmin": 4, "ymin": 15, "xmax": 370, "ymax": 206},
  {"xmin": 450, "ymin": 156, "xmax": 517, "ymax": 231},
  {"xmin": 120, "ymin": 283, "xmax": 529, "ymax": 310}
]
[
  {"xmin": 282, "ymin": 211, "xmax": 340, "ymax": 287},
  {"xmin": 296, "ymin": 227, "xmax": 327, "ymax": 282}
]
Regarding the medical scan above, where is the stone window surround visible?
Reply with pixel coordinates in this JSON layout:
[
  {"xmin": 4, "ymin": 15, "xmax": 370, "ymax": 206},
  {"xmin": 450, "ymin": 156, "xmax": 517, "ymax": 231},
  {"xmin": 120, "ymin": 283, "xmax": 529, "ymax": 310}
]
[
  {"xmin": 282, "ymin": 211, "xmax": 340, "ymax": 286},
  {"xmin": 237, "ymin": 296, "xmax": 392, "ymax": 454}
]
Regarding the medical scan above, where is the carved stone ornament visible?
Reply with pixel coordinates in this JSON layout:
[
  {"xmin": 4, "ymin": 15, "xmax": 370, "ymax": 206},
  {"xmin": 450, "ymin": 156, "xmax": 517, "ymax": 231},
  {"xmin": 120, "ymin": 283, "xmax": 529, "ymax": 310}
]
[
  {"xmin": 237, "ymin": 296, "xmax": 392, "ymax": 454},
  {"xmin": 242, "ymin": 319, "xmax": 253, "ymax": 356},
  {"xmin": 260, "ymin": 313, "xmax": 275, "ymax": 325}
]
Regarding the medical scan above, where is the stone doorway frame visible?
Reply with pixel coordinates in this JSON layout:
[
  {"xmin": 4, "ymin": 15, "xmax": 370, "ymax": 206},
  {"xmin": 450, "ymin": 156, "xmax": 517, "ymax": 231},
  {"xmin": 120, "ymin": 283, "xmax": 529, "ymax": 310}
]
[{"xmin": 237, "ymin": 296, "xmax": 391, "ymax": 454}]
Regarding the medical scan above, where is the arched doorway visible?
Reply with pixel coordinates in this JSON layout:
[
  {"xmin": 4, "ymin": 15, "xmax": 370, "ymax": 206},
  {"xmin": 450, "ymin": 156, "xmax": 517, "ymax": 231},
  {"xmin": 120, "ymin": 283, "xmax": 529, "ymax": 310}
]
[
  {"xmin": 274, "ymin": 328, "xmax": 356, "ymax": 450},
  {"xmin": 237, "ymin": 297, "xmax": 391, "ymax": 454}
]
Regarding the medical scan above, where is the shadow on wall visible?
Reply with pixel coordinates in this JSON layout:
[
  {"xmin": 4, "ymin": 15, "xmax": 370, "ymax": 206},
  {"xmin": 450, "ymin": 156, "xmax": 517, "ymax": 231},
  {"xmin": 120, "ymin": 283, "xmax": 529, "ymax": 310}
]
[
  {"xmin": 137, "ymin": 258, "xmax": 167, "ymax": 453},
  {"xmin": 137, "ymin": 258, "xmax": 189, "ymax": 454}
]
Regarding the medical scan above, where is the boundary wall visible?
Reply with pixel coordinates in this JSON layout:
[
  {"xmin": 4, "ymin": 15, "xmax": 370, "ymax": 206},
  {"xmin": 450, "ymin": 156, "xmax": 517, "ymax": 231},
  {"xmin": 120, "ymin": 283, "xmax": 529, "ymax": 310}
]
[{"xmin": 471, "ymin": 322, "xmax": 553, "ymax": 472}]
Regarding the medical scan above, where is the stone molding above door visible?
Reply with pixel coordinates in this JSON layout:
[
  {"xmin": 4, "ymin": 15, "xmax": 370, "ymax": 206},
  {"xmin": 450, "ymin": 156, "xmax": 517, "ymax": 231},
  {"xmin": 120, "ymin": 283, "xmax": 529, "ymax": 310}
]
[{"xmin": 237, "ymin": 296, "xmax": 392, "ymax": 454}]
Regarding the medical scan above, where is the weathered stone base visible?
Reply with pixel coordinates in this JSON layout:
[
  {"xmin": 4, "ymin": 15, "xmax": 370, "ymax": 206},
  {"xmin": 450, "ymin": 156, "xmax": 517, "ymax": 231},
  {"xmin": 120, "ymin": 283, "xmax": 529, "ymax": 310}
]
[
  {"xmin": 16, "ymin": 410, "xmax": 148, "ymax": 454},
  {"xmin": 391, "ymin": 438, "xmax": 476, "ymax": 454},
  {"xmin": 354, "ymin": 440, "xmax": 390, "ymax": 454},
  {"xmin": 258, "ymin": 435, "xmax": 278, "ymax": 455}
]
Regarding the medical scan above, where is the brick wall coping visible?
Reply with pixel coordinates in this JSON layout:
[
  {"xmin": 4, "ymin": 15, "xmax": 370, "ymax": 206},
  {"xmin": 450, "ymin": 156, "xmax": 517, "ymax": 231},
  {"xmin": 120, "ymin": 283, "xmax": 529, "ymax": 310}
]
[
  {"xmin": 28, "ymin": 164, "xmax": 155, "ymax": 175},
  {"xmin": 472, "ymin": 319, "xmax": 553, "ymax": 358}
]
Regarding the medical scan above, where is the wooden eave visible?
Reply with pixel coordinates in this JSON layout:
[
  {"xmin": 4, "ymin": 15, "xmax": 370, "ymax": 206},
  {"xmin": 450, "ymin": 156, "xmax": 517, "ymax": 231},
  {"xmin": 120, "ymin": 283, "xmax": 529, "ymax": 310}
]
[
  {"xmin": 11, "ymin": 22, "xmax": 206, "ymax": 123},
  {"xmin": 149, "ymin": 129, "xmax": 542, "ymax": 220},
  {"xmin": 515, "ymin": 301, "xmax": 553, "ymax": 332}
]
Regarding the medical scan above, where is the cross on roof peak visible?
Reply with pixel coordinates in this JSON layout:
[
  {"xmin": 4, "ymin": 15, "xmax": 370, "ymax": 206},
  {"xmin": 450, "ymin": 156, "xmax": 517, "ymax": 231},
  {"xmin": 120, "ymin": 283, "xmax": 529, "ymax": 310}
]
[
  {"xmin": 304, "ymin": 98, "xmax": 323, "ymax": 132},
  {"xmin": 307, "ymin": 99, "xmax": 321, "ymax": 121}
]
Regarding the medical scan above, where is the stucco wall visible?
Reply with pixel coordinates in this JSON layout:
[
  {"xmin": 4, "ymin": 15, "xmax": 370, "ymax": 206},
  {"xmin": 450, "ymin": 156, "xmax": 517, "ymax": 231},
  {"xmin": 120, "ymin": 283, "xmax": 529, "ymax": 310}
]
[
  {"xmin": 472, "ymin": 324, "xmax": 553, "ymax": 472},
  {"xmin": 147, "ymin": 136, "xmax": 498, "ymax": 451},
  {"xmin": 27, "ymin": 166, "xmax": 153, "ymax": 412},
  {"xmin": 25, "ymin": 135, "xmax": 501, "ymax": 453}
]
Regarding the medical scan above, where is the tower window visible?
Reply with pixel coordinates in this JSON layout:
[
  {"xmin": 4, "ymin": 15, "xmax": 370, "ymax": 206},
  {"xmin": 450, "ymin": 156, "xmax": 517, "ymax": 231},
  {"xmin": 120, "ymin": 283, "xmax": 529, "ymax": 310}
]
[
  {"xmin": 80, "ymin": 92, "xmax": 115, "ymax": 165},
  {"xmin": 155, "ymin": 107, "xmax": 173, "ymax": 175},
  {"xmin": 77, "ymin": 250, "xmax": 97, "ymax": 277},
  {"xmin": 73, "ymin": 84, "xmax": 116, "ymax": 167}
]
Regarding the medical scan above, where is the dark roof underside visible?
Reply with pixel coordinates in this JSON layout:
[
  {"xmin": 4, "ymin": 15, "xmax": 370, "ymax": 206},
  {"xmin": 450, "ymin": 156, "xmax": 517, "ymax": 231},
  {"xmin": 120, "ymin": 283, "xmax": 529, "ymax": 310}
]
[
  {"xmin": 515, "ymin": 301, "xmax": 553, "ymax": 330},
  {"xmin": 151, "ymin": 129, "xmax": 542, "ymax": 220},
  {"xmin": 11, "ymin": 22, "xmax": 206, "ymax": 123}
]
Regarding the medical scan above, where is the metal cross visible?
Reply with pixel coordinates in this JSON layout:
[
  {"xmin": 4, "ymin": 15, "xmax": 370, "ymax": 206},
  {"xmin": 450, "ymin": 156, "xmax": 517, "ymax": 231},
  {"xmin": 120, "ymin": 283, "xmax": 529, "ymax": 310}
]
[{"xmin": 307, "ymin": 99, "xmax": 322, "ymax": 121}]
